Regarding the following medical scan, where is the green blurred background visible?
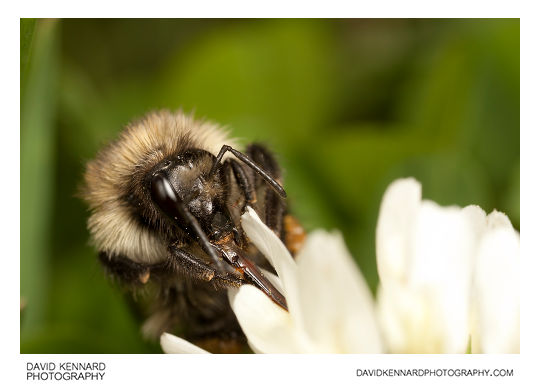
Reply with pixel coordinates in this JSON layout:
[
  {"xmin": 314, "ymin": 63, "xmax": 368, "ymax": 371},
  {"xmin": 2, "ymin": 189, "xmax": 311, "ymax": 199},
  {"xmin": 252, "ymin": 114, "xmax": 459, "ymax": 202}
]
[{"xmin": 20, "ymin": 19, "xmax": 519, "ymax": 353}]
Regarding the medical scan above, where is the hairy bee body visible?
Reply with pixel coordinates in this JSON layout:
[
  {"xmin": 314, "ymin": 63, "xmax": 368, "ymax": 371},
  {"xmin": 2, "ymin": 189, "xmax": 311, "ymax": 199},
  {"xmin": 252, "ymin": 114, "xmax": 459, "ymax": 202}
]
[{"xmin": 82, "ymin": 110, "xmax": 301, "ymax": 352}]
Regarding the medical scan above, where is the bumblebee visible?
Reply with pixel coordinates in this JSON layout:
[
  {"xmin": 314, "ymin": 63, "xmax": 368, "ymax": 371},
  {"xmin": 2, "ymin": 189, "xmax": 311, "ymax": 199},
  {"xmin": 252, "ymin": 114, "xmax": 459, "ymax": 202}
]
[{"xmin": 82, "ymin": 110, "xmax": 305, "ymax": 352}]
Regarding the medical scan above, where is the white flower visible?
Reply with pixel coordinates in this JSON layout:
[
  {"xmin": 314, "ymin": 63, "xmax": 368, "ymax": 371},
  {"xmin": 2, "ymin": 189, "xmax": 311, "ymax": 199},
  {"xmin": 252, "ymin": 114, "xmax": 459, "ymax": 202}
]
[
  {"xmin": 469, "ymin": 210, "xmax": 520, "ymax": 353},
  {"xmin": 160, "ymin": 206, "xmax": 383, "ymax": 354},
  {"xmin": 161, "ymin": 178, "xmax": 519, "ymax": 355},
  {"xmin": 228, "ymin": 207, "xmax": 383, "ymax": 353},
  {"xmin": 375, "ymin": 178, "xmax": 519, "ymax": 353},
  {"xmin": 160, "ymin": 332, "xmax": 209, "ymax": 354}
]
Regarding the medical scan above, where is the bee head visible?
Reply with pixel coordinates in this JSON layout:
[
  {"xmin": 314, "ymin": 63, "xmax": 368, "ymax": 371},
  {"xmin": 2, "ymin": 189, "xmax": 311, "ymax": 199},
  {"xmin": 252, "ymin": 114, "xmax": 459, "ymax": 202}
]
[
  {"xmin": 144, "ymin": 148, "xmax": 225, "ymax": 228},
  {"xmin": 82, "ymin": 110, "xmax": 237, "ymax": 265}
]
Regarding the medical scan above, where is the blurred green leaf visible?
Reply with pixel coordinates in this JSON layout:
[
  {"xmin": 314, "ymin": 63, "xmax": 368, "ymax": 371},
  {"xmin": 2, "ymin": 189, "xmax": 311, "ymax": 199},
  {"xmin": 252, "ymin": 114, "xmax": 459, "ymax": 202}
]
[
  {"xmin": 393, "ymin": 19, "xmax": 519, "ymax": 218},
  {"xmin": 154, "ymin": 20, "xmax": 339, "ymax": 149},
  {"xmin": 21, "ymin": 20, "xmax": 59, "ymax": 335},
  {"xmin": 396, "ymin": 27, "xmax": 473, "ymax": 144},
  {"xmin": 305, "ymin": 125, "xmax": 434, "ymax": 223},
  {"xmin": 503, "ymin": 162, "xmax": 520, "ymax": 228},
  {"xmin": 460, "ymin": 20, "xmax": 519, "ymax": 207},
  {"xmin": 386, "ymin": 152, "xmax": 491, "ymax": 208},
  {"xmin": 58, "ymin": 60, "xmax": 156, "ymax": 159},
  {"xmin": 20, "ymin": 18, "xmax": 36, "ymax": 94}
]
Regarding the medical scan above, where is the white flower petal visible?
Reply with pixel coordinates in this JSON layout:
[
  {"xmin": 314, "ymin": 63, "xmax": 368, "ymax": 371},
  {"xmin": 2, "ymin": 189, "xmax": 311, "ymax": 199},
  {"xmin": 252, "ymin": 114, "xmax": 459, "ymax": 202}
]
[
  {"xmin": 160, "ymin": 332, "xmax": 209, "ymax": 354},
  {"xmin": 241, "ymin": 207, "xmax": 301, "ymax": 318},
  {"xmin": 260, "ymin": 268, "xmax": 284, "ymax": 293},
  {"xmin": 461, "ymin": 205, "xmax": 488, "ymax": 243},
  {"xmin": 246, "ymin": 340, "xmax": 265, "ymax": 354},
  {"xmin": 413, "ymin": 202, "xmax": 475, "ymax": 353},
  {"xmin": 228, "ymin": 285, "xmax": 308, "ymax": 353},
  {"xmin": 295, "ymin": 230, "xmax": 383, "ymax": 353},
  {"xmin": 486, "ymin": 209, "xmax": 514, "ymax": 229},
  {"xmin": 411, "ymin": 201, "xmax": 475, "ymax": 283},
  {"xmin": 376, "ymin": 178, "xmax": 422, "ymax": 284},
  {"xmin": 472, "ymin": 211, "xmax": 520, "ymax": 353},
  {"xmin": 377, "ymin": 283, "xmax": 435, "ymax": 353},
  {"xmin": 376, "ymin": 179, "xmax": 478, "ymax": 353}
]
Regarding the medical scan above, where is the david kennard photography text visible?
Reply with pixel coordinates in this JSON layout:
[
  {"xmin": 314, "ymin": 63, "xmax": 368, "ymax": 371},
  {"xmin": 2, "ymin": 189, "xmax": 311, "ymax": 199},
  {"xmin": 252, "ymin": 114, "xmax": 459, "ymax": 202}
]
[{"xmin": 26, "ymin": 362, "xmax": 106, "ymax": 381}]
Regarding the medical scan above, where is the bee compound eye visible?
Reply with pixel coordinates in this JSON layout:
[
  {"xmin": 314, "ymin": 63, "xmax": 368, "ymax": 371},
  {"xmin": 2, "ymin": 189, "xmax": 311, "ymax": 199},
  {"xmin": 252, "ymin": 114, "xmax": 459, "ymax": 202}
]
[{"xmin": 150, "ymin": 173, "xmax": 183, "ymax": 221}]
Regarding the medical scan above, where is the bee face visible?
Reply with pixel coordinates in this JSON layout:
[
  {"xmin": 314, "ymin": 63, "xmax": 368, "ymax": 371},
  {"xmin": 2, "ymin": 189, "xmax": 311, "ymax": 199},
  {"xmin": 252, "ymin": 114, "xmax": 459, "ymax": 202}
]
[
  {"xmin": 128, "ymin": 149, "xmax": 220, "ymax": 232},
  {"xmin": 82, "ymin": 110, "xmax": 302, "ymax": 352},
  {"xmin": 84, "ymin": 112, "xmax": 230, "ymax": 264},
  {"xmin": 143, "ymin": 149, "xmax": 230, "ymax": 241},
  {"xmin": 163, "ymin": 150, "xmax": 223, "ymax": 218}
]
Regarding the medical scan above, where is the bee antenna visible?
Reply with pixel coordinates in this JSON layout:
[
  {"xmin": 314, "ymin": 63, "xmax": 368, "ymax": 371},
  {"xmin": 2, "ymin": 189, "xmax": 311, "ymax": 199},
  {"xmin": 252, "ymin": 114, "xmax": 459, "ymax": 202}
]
[
  {"xmin": 150, "ymin": 172, "xmax": 228, "ymax": 273},
  {"xmin": 209, "ymin": 145, "xmax": 287, "ymax": 199}
]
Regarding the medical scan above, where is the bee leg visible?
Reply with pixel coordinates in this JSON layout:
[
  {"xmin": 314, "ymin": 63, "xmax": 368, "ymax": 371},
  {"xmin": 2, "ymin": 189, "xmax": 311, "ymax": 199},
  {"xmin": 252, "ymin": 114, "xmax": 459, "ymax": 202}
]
[
  {"xmin": 98, "ymin": 251, "xmax": 152, "ymax": 286},
  {"xmin": 167, "ymin": 245, "xmax": 217, "ymax": 282},
  {"xmin": 264, "ymin": 188, "xmax": 286, "ymax": 238},
  {"xmin": 167, "ymin": 244, "xmax": 243, "ymax": 287},
  {"xmin": 246, "ymin": 144, "xmax": 287, "ymax": 239},
  {"xmin": 246, "ymin": 144, "xmax": 304, "ymax": 256},
  {"xmin": 245, "ymin": 144, "xmax": 281, "ymax": 182},
  {"xmin": 225, "ymin": 158, "xmax": 256, "ymax": 208},
  {"xmin": 222, "ymin": 159, "xmax": 256, "ymax": 245},
  {"xmin": 209, "ymin": 144, "xmax": 286, "ymax": 199}
]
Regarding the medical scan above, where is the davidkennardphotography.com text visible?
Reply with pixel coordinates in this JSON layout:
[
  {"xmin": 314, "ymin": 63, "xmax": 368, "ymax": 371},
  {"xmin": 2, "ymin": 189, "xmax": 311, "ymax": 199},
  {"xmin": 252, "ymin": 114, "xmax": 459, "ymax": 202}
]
[{"xmin": 356, "ymin": 368, "xmax": 514, "ymax": 378}]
